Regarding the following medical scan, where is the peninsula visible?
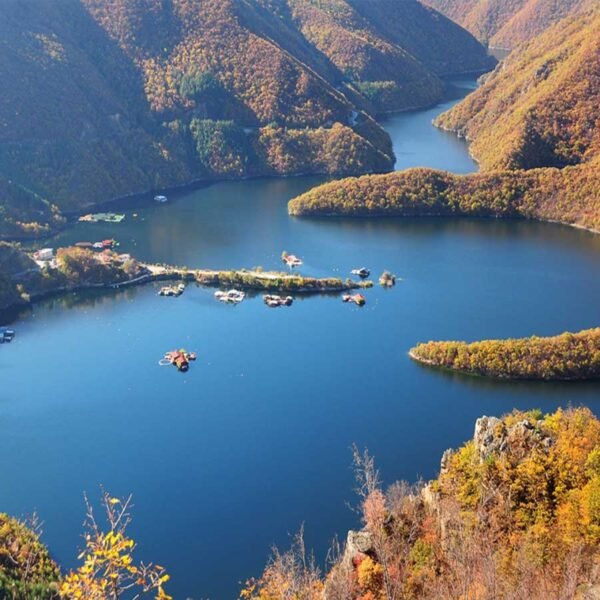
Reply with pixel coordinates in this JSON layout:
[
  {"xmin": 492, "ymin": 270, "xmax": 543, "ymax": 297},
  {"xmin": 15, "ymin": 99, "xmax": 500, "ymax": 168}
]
[{"xmin": 0, "ymin": 243, "xmax": 370, "ymax": 316}]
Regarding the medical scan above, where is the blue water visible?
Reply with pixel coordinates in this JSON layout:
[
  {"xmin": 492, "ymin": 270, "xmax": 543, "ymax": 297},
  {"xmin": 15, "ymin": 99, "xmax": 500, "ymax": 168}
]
[{"xmin": 3, "ymin": 79, "xmax": 600, "ymax": 599}]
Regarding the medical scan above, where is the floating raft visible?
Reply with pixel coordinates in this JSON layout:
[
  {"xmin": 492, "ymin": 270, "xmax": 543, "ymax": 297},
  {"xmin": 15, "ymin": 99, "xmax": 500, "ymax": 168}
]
[
  {"xmin": 160, "ymin": 349, "xmax": 197, "ymax": 372},
  {"xmin": 264, "ymin": 294, "xmax": 294, "ymax": 308},
  {"xmin": 215, "ymin": 289, "xmax": 245, "ymax": 304},
  {"xmin": 158, "ymin": 283, "xmax": 185, "ymax": 297},
  {"xmin": 379, "ymin": 271, "xmax": 397, "ymax": 287},
  {"xmin": 79, "ymin": 213, "xmax": 125, "ymax": 223},
  {"xmin": 342, "ymin": 293, "xmax": 366, "ymax": 306}
]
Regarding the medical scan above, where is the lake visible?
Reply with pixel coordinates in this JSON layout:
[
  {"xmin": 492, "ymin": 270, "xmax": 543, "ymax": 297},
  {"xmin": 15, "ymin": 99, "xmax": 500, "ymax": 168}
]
[{"xmin": 3, "ymin": 79, "xmax": 600, "ymax": 599}]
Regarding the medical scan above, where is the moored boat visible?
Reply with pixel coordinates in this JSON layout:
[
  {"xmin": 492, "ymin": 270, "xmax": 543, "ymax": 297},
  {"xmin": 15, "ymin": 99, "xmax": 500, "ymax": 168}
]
[
  {"xmin": 0, "ymin": 327, "xmax": 16, "ymax": 343},
  {"xmin": 351, "ymin": 267, "xmax": 370, "ymax": 278},
  {"xmin": 282, "ymin": 251, "xmax": 303, "ymax": 268}
]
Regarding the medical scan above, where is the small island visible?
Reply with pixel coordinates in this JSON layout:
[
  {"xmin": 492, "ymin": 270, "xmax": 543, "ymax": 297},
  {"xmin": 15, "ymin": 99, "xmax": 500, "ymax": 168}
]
[{"xmin": 410, "ymin": 328, "xmax": 600, "ymax": 380}]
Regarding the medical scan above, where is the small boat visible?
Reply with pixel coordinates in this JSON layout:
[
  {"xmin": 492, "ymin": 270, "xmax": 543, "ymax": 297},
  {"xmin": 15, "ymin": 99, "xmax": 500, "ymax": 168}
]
[
  {"xmin": 214, "ymin": 289, "xmax": 245, "ymax": 304},
  {"xmin": 351, "ymin": 267, "xmax": 370, "ymax": 278},
  {"xmin": 158, "ymin": 284, "xmax": 186, "ymax": 297},
  {"xmin": 282, "ymin": 252, "xmax": 303, "ymax": 268},
  {"xmin": 92, "ymin": 242, "xmax": 104, "ymax": 250},
  {"xmin": 379, "ymin": 271, "xmax": 397, "ymax": 287},
  {"xmin": 75, "ymin": 242, "xmax": 94, "ymax": 249},
  {"xmin": 263, "ymin": 294, "xmax": 294, "ymax": 308},
  {"xmin": 0, "ymin": 327, "xmax": 16, "ymax": 343},
  {"xmin": 342, "ymin": 293, "xmax": 366, "ymax": 306},
  {"xmin": 154, "ymin": 195, "xmax": 168, "ymax": 203},
  {"xmin": 162, "ymin": 349, "xmax": 197, "ymax": 372},
  {"xmin": 101, "ymin": 239, "xmax": 118, "ymax": 249}
]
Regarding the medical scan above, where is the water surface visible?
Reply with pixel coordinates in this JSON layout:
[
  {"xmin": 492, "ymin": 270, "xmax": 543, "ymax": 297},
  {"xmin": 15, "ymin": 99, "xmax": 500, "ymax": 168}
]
[{"xmin": 3, "ymin": 79, "xmax": 600, "ymax": 599}]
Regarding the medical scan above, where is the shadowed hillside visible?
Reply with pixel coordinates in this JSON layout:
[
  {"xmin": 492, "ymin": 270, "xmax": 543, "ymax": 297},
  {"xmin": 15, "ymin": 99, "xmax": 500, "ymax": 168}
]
[{"xmin": 0, "ymin": 0, "xmax": 492, "ymax": 237}]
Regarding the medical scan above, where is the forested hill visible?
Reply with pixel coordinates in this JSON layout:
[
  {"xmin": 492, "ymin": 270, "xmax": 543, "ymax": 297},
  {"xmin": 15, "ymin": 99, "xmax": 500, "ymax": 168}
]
[
  {"xmin": 436, "ymin": 10, "xmax": 600, "ymax": 171},
  {"xmin": 422, "ymin": 0, "xmax": 596, "ymax": 49},
  {"xmin": 290, "ymin": 10, "xmax": 600, "ymax": 234},
  {"xmin": 0, "ymin": 0, "xmax": 492, "ymax": 239}
]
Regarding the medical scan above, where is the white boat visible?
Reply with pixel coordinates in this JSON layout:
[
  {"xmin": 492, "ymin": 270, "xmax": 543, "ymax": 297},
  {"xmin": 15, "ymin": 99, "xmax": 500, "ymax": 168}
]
[
  {"xmin": 351, "ymin": 267, "xmax": 370, "ymax": 278},
  {"xmin": 154, "ymin": 195, "xmax": 168, "ymax": 203},
  {"xmin": 0, "ymin": 327, "xmax": 15, "ymax": 343},
  {"xmin": 282, "ymin": 253, "xmax": 303, "ymax": 267}
]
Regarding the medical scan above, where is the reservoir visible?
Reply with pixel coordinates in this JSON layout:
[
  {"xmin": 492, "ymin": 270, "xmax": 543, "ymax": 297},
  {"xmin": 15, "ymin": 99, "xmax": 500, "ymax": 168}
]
[{"xmin": 3, "ymin": 79, "xmax": 600, "ymax": 599}]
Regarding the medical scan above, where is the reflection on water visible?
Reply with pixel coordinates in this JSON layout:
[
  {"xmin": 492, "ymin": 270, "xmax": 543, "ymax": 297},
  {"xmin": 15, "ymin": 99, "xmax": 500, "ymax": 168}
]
[{"xmin": 4, "ymin": 75, "xmax": 600, "ymax": 600}]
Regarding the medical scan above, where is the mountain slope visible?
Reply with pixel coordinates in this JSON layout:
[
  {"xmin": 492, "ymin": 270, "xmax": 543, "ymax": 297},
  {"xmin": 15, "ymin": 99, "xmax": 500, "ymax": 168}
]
[
  {"xmin": 291, "ymin": 10, "xmax": 600, "ymax": 233},
  {"xmin": 0, "ymin": 0, "xmax": 492, "ymax": 236},
  {"xmin": 423, "ymin": 0, "xmax": 595, "ymax": 48},
  {"xmin": 435, "ymin": 11, "xmax": 600, "ymax": 171}
]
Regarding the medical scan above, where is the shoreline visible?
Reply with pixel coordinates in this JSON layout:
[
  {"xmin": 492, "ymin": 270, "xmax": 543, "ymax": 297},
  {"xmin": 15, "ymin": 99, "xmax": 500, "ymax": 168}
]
[
  {"xmin": 409, "ymin": 350, "xmax": 600, "ymax": 382},
  {"xmin": 0, "ymin": 264, "xmax": 370, "ymax": 321},
  {"xmin": 290, "ymin": 211, "xmax": 600, "ymax": 237},
  {"xmin": 2, "ymin": 74, "xmax": 493, "ymax": 246}
]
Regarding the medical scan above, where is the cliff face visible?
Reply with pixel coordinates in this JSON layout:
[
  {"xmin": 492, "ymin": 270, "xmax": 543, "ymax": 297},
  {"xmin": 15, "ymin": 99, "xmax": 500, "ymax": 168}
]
[
  {"xmin": 0, "ymin": 0, "xmax": 492, "ymax": 235},
  {"xmin": 247, "ymin": 408, "xmax": 600, "ymax": 599}
]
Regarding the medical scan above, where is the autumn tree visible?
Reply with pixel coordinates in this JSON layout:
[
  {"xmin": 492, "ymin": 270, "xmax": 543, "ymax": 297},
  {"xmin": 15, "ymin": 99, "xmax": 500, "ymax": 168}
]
[{"xmin": 60, "ymin": 491, "xmax": 171, "ymax": 600}]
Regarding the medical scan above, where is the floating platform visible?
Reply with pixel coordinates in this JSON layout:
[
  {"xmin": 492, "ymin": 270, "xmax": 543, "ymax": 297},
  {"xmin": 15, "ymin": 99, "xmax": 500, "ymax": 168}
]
[
  {"xmin": 158, "ymin": 283, "xmax": 185, "ymax": 297},
  {"xmin": 79, "ymin": 213, "xmax": 125, "ymax": 223},
  {"xmin": 215, "ymin": 289, "xmax": 245, "ymax": 304},
  {"xmin": 161, "ymin": 349, "xmax": 197, "ymax": 372},
  {"xmin": 379, "ymin": 271, "xmax": 397, "ymax": 287},
  {"xmin": 263, "ymin": 294, "xmax": 294, "ymax": 308},
  {"xmin": 342, "ymin": 293, "xmax": 366, "ymax": 306}
]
